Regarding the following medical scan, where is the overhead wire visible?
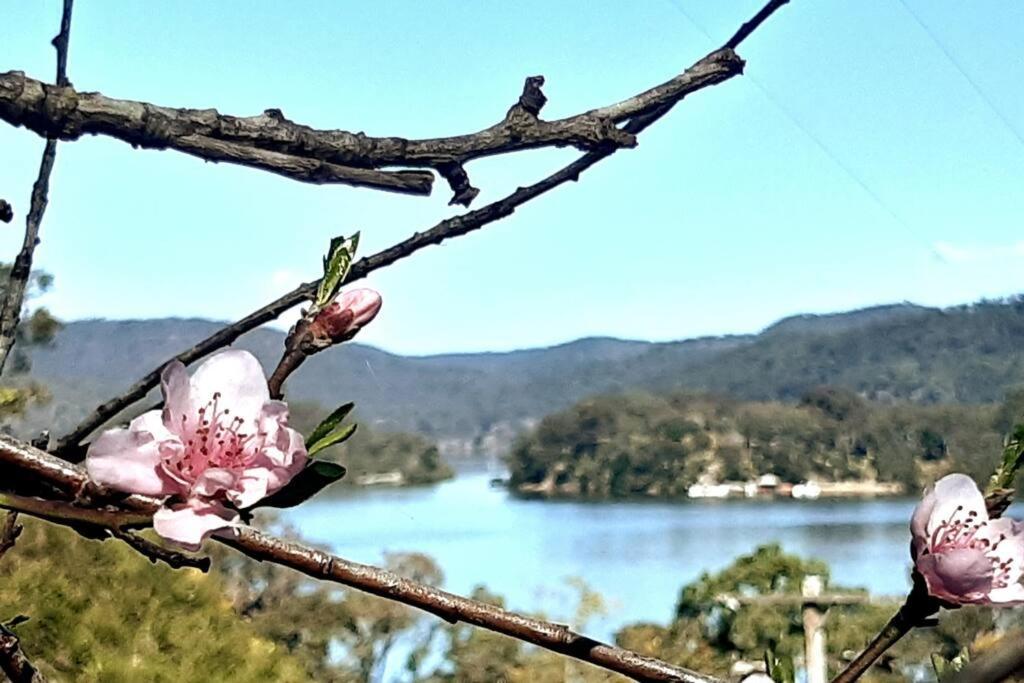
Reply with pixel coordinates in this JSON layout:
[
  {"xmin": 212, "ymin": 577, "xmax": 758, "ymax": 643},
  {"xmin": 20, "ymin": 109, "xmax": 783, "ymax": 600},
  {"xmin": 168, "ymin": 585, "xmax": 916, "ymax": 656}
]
[
  {"xmin": 895, "ymin": 0, "xmax": 1024, "ymax": 151},
  {"xmin": 663, "ymin": 0, "xmax": 947, "ymax": 262}
]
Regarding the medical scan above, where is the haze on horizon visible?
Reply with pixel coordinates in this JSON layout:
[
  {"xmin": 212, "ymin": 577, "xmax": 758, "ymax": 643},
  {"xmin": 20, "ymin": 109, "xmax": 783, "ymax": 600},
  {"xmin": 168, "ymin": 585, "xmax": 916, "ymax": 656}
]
[{"xmin": 2, "ymin": 1, "xmax": 1022, "ymax": 355}]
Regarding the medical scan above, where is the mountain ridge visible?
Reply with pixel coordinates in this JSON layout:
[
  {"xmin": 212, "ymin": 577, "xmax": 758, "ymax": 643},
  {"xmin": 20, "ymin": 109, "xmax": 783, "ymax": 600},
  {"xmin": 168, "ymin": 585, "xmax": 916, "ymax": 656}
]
[{"xmin": 13, "ymin": 298, "xmax": 1024, "ymax": 452}]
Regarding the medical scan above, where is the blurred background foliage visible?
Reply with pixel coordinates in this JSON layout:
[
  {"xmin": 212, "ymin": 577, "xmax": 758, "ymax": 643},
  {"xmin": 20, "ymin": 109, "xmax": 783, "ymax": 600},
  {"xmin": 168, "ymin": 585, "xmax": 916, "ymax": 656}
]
[{"xmin": 2, "ymin": 520, "xmax": 1019, "ymax": 682}]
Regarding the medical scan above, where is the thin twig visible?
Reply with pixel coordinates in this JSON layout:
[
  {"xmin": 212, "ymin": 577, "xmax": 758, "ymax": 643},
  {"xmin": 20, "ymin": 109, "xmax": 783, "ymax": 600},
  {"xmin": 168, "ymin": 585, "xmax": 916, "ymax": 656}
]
[
  {"xmin": 108, "ymin": 528, "xmax": 211, "ymax": 572},
  {"xmin": 0, "ymin": 511, "xmax": 22, "ymax": 562},
  {"xmin": 0, "ymin": 0, "xmax": 73, "ymax": 374},
  {"xmin": 52, "ymin": 46, "xmax": 746, "ymax": 458},
  {"xmin": 725, "ymin": 0, "xmax": 791, "ymax": 49},
  {"xmin": 830, "ymin": 581, "xmax": 938, "ymax": 683},
  {"xmin": 0, "ymin": 623, "xmax": 47, "ymax": 683},
  {"xmin": 225, "ymin": 527, "xmax": 718, "ymax": 683},
  {"xmin": 0, "ymin": 433, "xmax": 720, "ymax": 683}
]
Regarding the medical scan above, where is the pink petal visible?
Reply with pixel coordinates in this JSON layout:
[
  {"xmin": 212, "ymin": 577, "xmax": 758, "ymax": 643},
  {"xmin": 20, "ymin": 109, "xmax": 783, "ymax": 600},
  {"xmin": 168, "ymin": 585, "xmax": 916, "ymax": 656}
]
[
  {"xmin": 160, "ymin": 360, "xmax": 193, "ymax": 432},
  {"xmin": 152, "ymin": 501, "xmax": 239, "ymax": 551},
  {"xmin": 987, "ymin": 583, "xmax": 1024, "ymax": 605},
  {"xmin": 921, "ymin": 474, "xmax": 987, "ymax": 547},
  {"xmin": 978, "ymin": 518, "xmax": 1024, "ymax": 587},
  {"xmin": 86, "ymin": 426, "xmax": 177, "ymax": 496},
  {"xmin": 910, "ymin": 485, "xmax": 938, "ymax": 554},
  {"xmin": 917, "ymin": 548, "xmax": 994, "ymax": 604},
  {"xmin": 192, "ymin": 468, "xmax": 238, "ymax": 497},
  {"xmin": 337, "ymin": 288, "xmax": 382, "ymax": 327},
  {"xmin": 229, "ymin": 469, "xmax": 271, "ymax": 508},
  {"xmin": 189, "ymin": 350, "xmax": 270, "ymax": 425}
]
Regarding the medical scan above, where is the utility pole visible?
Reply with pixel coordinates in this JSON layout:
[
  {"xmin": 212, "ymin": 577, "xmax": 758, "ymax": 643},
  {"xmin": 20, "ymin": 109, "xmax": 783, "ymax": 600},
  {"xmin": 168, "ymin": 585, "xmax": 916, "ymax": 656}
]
[{"xmin": 802, "ymin": 575, "xmax": 827, "ymax": 683}]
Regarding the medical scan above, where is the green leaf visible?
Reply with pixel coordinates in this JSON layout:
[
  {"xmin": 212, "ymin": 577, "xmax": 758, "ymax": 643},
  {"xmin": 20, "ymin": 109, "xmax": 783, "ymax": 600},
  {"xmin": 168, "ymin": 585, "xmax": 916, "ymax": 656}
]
[
  {"xmin": 988, "ymin": 422, "xmax": 1024, "ymax": 493},
  {"xmin": 306, "ymin": 402, "xmax": 355, "ymax": 452},
  {"xmin": 308, "ymin": 424, "xmax": 357, "ymax": 458},
  {"xmin": 764, "ymin": 650, "xmax": 795, "ymax": 683},
  {"xmin": 315, "ymin": 232, "xmax": 360, "ymax": 309},
  {"xmin": 251, "ymin": 461, "xmax": 347, "ymax": 509}
]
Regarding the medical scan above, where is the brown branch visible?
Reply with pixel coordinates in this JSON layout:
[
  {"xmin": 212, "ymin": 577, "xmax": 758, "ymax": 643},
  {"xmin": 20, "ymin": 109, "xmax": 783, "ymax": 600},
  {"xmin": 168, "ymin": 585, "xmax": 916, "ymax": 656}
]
[
  {"xmin": 0, "ymin": 433, "xmax": 721, "ymax": 683},
  {"xmin": 725, "ymin": 0, "xmax": 791, "ymax": 50},
  {"xmin": 108, "ymin": 528, "xmax": 211, "ymax": 572},
  {"xmin": 0, "ymin": 511, "xmax": 22, "ymax": 562},
  {"xmin": 224, "ymin": 528, "xmax": 718, "ymax": 683},
  {"xmin": 0, "ymin": 0, "xmax": 73, "ymax": 374},
  {"xmin": 0, "ymin": 20, "xmax": 740, "ymax": 203},
  {"xmin": 51, "ymin": 46, "xmax": 745, "ymax": 459},
  {"xmin": 0, "ymin": 623, "xmax": 47, "ymax": 683}
]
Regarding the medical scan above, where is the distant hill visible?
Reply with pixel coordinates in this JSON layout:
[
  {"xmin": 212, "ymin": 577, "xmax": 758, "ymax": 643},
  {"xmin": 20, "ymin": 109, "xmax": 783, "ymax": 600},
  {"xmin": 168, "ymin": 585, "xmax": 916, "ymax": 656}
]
[{"xmin": 12, "ymin": 297, "xmax": 1024, "ymax": 453}]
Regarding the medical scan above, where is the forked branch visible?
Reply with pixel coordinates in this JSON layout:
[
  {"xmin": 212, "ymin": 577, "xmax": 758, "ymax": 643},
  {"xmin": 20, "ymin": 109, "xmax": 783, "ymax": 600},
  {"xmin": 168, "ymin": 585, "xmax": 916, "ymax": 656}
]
[{"xmin": 52, "ymin": 45, "xmax": 745, "ymax": 458}]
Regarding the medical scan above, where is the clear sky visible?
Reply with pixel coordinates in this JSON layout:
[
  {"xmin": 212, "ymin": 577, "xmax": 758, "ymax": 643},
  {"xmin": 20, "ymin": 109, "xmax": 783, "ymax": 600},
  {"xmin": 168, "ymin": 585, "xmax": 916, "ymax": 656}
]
[{"xmin": 1, "ymin": 1, "xmax": 1022, "ymax": 355}]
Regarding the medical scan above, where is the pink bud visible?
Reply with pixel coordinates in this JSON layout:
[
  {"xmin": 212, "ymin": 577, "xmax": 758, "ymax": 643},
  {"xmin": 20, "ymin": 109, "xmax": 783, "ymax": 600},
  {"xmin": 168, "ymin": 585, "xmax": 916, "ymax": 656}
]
[{"xmin": 311, "ymin": 288, "xmax": 382, "ymax": 343}]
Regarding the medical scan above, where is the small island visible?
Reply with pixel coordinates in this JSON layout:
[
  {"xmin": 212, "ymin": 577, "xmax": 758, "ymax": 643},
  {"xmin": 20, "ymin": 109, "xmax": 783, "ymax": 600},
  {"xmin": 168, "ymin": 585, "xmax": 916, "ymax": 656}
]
[{"xmin": 507, "ymin": 387, "xmax": 1018, "ymax": 500}]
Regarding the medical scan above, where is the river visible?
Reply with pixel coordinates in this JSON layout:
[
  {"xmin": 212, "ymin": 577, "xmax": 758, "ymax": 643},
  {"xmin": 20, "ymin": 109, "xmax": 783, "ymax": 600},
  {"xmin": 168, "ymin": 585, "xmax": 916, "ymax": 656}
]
[{"xmin": 282, "ymin": 472, "xmax": 925, "ymax": 640}]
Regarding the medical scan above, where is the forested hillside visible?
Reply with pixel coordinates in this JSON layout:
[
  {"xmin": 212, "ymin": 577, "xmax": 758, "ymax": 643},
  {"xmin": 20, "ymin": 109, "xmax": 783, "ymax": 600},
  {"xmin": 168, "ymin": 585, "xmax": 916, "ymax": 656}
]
[{"xmin": 12, "ymin": 297, "xmax": 1024, "ymax": 450}]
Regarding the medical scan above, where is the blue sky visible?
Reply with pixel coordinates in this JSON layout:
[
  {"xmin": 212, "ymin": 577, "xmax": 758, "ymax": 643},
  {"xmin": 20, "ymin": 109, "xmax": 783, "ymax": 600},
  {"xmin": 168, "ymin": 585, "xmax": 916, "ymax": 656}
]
[{"xmin": 1, "ymin": 1, "xmax": 1022, "ymax": 355}]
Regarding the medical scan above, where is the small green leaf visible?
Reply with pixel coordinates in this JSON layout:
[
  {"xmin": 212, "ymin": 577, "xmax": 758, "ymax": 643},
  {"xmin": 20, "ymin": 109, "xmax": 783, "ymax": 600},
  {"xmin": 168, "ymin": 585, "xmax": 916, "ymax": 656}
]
[
  {"xmin": 316, "ymin": 232, "xmax": 360, "ymax": 309},
  {"xmin": 988, "ymin": 423, "xmax": 1024, "ymax": 494},
  {"xmin": 306, "ymin": 402, "xmax": 355, "ymax": 452},
  {"xmin": 252, "ymin": 461, "xmax": 347, "ymax": 509},
  {"xmin": 764, "ymin": 650, "xmax": 795, "ymax": 683},
  {"xmin": 308, "ymin": 423, "xmax": 357, "ymax": 457}
]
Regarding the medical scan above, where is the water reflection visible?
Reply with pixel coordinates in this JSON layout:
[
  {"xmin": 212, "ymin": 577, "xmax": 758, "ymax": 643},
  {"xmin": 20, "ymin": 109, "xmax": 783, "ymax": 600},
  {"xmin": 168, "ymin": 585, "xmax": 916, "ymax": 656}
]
[{"xmin": 284, "ymin": 474, "xmax": 920, "ymax": 639}]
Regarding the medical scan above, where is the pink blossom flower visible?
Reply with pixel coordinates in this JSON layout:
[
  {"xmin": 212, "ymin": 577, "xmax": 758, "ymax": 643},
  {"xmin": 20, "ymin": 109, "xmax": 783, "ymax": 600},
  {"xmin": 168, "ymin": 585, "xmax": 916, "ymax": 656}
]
[
  {"xmin": 911, "ymin": 473, "xmax": 1024, "ymax": 605},
  {"xmin": 309, "ymin": 288, "xmax": 382, "ymax": 344},
  {"xmin": 86, "ymin": 350, "xmax": 308, "ymax": 550}
]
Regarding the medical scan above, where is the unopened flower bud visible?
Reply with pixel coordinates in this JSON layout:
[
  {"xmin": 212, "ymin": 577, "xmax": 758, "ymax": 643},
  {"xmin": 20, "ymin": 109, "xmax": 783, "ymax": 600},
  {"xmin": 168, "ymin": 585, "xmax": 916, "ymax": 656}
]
[{"xmin": 310, "ymin": 288, "xmax": 382, "ymax": 344}]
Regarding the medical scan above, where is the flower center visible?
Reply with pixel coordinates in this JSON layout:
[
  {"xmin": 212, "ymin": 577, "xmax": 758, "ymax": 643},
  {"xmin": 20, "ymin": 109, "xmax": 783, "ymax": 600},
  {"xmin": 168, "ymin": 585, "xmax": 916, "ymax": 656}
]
[{"xmin": 165, "ymin": 392, "xmax": 261, "ymax": 482}]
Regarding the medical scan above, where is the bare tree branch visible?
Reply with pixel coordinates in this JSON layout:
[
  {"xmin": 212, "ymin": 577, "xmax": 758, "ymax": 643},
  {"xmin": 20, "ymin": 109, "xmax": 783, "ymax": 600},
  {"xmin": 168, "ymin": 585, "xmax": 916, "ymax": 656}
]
[
  {"xmin": 725, "ymin": 0, "xmax": 792, "ymax": 50},
  {"xmin": 0, "ymin": 433, "xmax": 721, "ymax": 683},
  {"xmin": 0, "ymin": 0, "xmax": 73, "ymax": 373},
  {"xmin": 0, "ymin": 32, "xmax": 738, "ymax": 203},
  {"xmin": 0, "ymin": 511, "xmax": 22, "ymax": 562},
  {"xmin": 0, "ymin": 622, "xmax": 47, "ymax": 683},
  {"xmin": 51, "ymin": 46, "xmax": 745, "ymax": 458}
]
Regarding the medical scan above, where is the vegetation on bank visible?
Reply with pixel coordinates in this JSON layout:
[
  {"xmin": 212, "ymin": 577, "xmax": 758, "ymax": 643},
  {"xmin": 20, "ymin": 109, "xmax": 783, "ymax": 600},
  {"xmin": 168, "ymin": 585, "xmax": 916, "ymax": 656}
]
[
  {"xmin": 507, "ymin": 387, "xmax": 1024, "ymax": 499},
  {"xmin": 1, "ymin": 522, "xmax": 1013, "ymax": 682},
  {"xmin": 288, "ymin": 403, "xmax": 454, "ymax": 489}
]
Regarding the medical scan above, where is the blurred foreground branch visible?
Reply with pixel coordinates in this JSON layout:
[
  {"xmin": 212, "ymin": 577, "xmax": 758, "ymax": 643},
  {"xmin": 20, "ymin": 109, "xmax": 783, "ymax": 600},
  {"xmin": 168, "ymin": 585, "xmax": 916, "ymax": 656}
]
[{"xmin": 0, "ymin": 622, "xmax": 47, "ymax": 683}]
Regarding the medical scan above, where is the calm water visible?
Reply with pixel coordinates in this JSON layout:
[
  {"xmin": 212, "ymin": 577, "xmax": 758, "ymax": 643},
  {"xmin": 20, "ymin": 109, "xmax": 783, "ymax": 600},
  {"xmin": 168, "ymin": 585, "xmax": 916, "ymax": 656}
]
[{"xmin": 283, "ymin": 473, "xmax": 918, "ymax": 640}]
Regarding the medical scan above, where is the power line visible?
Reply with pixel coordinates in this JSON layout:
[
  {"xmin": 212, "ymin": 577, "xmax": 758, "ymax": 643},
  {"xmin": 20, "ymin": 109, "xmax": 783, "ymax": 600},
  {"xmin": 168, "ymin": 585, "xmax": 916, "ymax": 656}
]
[
  {"xmin": 895, "ymin": 0, "xmax": 1024, "ymax": 150},
  {"xmin": 663, "ymin": 0, "xmax": 944, "ymax": 260}
]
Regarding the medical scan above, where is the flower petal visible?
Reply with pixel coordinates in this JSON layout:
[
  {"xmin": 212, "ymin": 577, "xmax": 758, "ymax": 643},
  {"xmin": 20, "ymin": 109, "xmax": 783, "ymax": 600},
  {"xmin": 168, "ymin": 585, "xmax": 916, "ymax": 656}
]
[
  {"xmin": 917, "ymin": 548, "xmax": 994, "ymax": 604},
  {"xmin": 922, "ymin": 474, "xmax": 988, "ymax": 546},
  {"xmin": 192, "ymin": 467, "xmax": 238, "ymax": 497},
  {"xmin": 160, "ymin": 360, "xmax": 193, "ymax": 432},
  {"xmin": 189, "ymin": 350, "xmax": 270, "ymax": 425},
  {"xmin": 987, "ymin": 582, "xmax": 1024, "ymax": 605},
  {"xmin": 152, "ymin": 501, "xmax": 239, "ymax": 551},
  {"xmin": 85, "ymin": 425, "xmax": 177, "ymax": 496},
  {"xmin": 230, "ymin": 469, "xmax": 271, "ymax": 508}
]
